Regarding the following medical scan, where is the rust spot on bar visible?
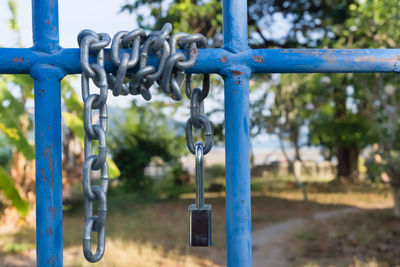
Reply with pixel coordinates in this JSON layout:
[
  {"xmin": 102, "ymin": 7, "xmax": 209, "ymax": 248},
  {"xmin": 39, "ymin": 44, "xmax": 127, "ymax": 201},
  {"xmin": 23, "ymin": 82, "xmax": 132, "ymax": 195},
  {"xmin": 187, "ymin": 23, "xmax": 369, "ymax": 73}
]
[
  {"xmin": 48, "ymin": 207, "xmax": 56, "ymax": 219},
  {"xmin": 219, "ymin": 55, "xmax": 227, "ymax": 63},
  {"xmin": 231, "ymin": 70, "xmax": 243, "ymax": 76},
  {"xmin": 322, "ymin": 54, "xmax": 337, "ymax": 63},
  {"xmin": 354, "ymin": 55, "xmax": 378, "ymax": 62},
  {"xmin": 47, "ymin": 256, "xmax": 55, "ymax": 267},
  {"xmin": 43, "ymin": 145, "xmax": 55, "ymax": 190},
  {"xmin": 379, "ymin": 55, "xmax": 400, "ymax": 63},
  {"xmin": 235, "ymin": 79, "xmax": 241, "ymax": 85},
  {"xmin": 252, "ymin": 55, "xmax": 264, "ymax": 63},
  {"xmin": 45, "ymin": 19, "xmax": 50, "ymax": 25},
  {"xmin": 13, "ymin": 57, "xmax": 24, "ymax": 63},
  {"xmin": 41, "ymin": 168, "xmax": 46, "ymax": 182},
  {"xmin": 40, "ymin": 89, "xmax": 44, "ymax": 93},
  {"xmin": 46, "ymin": 227, "xmax": 53, "ymax": 236}
]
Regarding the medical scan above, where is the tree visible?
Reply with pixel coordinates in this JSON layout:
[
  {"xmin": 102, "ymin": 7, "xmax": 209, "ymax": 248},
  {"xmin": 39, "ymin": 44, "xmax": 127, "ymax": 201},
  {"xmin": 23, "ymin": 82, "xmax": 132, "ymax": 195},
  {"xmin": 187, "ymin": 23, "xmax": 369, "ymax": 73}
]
[
  {"xmin": 109, "ymin": 101, "xmax": 187, "ymax": 195},
  {"xmin": 121, "ymin": 0, "xmax": 363, "ymax": 183},
  {"xmin": 337, "ymin": 0, "xmax": 400, "ymax": 215},
  {"xmin": 121, "ymin": 0, "xmax": 356, "ymax": 48}
]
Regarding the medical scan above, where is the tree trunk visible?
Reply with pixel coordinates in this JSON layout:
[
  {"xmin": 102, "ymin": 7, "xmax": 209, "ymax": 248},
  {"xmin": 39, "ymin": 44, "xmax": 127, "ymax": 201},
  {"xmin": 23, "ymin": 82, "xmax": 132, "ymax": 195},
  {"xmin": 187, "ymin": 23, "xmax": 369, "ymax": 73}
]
[
  {"xmin": 333, "ymin": 85, "xmax": 359, "ymax": 183},
  {"xmin": 278, "ymin": 134, "xmax": 293, "ymax": 174},
  {"xmin": 336, "ymin": 145, "xmax": 359, "ymax": 182},
  {"xmin": 392, "ymin": 187, "xmax": 400, "ymax": 218},
  {"xmin": 385, "ymin": 164, "xmax": 400, "ymax": 217},
  {"xmin": 294, "ymin": 160, "xmax": 307, "ymax": 201}
]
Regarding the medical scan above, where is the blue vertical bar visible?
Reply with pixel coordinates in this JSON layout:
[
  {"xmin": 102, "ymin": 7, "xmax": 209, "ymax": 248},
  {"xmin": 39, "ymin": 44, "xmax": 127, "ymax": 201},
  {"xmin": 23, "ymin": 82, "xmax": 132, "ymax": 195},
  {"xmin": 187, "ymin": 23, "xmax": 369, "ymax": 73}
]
[
  {"xmin": 32, "ymin": 0, "xmax": 60, "ymax": 51},
  {"xmin": 31, "ymin": 0, "xmax": 63, "ymax": 266},
  {"xmin": 222, "ymin": 0, "xmax": 252, "ymax": 266},
  {"xmin": 223, "ymin": 0, "xmax": 248, "ymax": 53},
  {"xmin": 32, "ymin": 67, "xmax": 63, "ymax": 267}
]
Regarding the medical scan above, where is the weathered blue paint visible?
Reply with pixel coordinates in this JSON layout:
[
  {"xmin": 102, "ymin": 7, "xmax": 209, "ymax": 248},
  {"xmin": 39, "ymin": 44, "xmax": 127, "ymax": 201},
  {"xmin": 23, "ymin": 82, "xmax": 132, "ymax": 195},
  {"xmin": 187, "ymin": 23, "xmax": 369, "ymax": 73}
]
[
  {"xmin": 0, "ymin": 0, "xmax": 398, "ymax": 266},
  {"xmin": 32, "ymin": 0, "xmax": 64, "ymax": 266},
  {"xmin": 222, "ymin": 1, "xmax": 252, "ymax": 266},
  {"xmin": 32, "ymin": 0, "xmax": 60, "ymax": 52},
  {"xmin": 222, "ymin": 65, "xmax": 252, "ymax": 267},
  {"xmin": 32, "ymin": 65, "xmax": 64, "ymax": 267},
  {"xmin": 1, "ymin": 48, "xmax": 400, "ymax": 75},
  {"xmin": 223, "ymin": 0, "xmax": 248, "ymax": 53}
]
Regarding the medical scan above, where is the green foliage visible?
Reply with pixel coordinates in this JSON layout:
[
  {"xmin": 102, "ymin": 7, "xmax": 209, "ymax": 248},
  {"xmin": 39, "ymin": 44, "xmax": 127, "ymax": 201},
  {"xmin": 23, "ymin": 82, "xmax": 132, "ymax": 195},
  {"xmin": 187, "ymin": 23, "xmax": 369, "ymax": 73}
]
[
  {"xmin": 0, "ymin": 166, "xmax": 28, "ymax": 216},
  {"xmin": 310, "ymin": 111, "xmax": 377, "ymax": 152},
  {"xmin": 122, "ymin": 0, "xmax": 222, "ymax": 40},
  {"xmin": 121, "ymin": 0, "xmax": 356, "ymax": 48},
  {"xmin": 205, "ymin": 164, "xmax": 225, "ymax": 179},
  {"xmin": 0, "ymin": 135, "xmax": 11, "ymax": 168},
  {"xmin": 0, "ymin": 77, "xmax": 34, "ymax": 160},
  {"xmin": 0, "ymin": 74, "xmax": 33, "ymax": 215},
  {"xmin": 110, "ymin": 101, "xmax": 187, "ymax": 195}
]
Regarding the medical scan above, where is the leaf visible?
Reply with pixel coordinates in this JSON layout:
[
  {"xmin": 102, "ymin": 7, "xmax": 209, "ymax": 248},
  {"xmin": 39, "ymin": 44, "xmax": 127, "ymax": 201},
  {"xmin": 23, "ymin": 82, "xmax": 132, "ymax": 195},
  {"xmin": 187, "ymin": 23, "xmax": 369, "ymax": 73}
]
[
  {"xmin": 7, "ymin": 0, "xmax": 18, "ymax": 31},
  {"xmin": 0, "ymin": 166, "xmax": 29, "ymax": 216},
  {"xmin": 107, "ymin": 158, "xmax": 120, "ymax": 178},
  {"xmin": 0, "ymin": 108, "xmax": 34, "ymax": 160}
]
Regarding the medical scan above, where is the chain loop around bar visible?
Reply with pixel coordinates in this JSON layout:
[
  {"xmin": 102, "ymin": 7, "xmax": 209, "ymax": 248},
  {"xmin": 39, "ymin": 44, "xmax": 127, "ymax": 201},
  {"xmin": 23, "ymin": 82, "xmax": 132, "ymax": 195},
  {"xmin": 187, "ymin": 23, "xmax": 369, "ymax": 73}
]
[{"xmin": 78, "ymin": 24, "xmax": 210, "ymax": 263}]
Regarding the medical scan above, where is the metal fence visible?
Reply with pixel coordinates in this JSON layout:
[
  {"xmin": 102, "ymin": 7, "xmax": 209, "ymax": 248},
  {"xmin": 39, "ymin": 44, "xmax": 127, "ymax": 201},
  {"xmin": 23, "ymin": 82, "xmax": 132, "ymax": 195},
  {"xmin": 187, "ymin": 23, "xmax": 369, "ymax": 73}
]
[{"xmin": 0, "ymin": 0, "xmax": 399, "ymax": 266}]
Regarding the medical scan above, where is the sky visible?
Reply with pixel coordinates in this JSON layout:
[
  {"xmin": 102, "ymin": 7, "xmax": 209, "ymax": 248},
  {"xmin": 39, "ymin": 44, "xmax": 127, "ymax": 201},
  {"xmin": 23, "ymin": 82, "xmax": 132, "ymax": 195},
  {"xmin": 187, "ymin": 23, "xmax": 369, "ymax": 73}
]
[
  {"xmin": 0, "ymin": 0, "xmax": 139, "ymax": 48},
  {"xmin": 0, "ymin": 0, "xmax": 306, "ymax": 153}
]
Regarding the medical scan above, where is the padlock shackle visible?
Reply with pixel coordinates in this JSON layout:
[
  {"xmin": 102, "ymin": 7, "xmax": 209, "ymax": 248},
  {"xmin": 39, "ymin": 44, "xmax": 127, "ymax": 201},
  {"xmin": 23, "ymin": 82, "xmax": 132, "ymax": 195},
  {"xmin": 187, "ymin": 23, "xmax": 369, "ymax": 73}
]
[{"xmin": 195, "ymin": 142, "xmax": 205, "ymax": 209}]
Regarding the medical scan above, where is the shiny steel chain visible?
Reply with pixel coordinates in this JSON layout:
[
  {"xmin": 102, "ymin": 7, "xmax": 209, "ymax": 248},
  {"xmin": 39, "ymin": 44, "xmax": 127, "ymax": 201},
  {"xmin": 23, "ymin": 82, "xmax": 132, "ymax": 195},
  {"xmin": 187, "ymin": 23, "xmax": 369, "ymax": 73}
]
[
  {"xmin": 78, "ymin": 24, "xmax": 208, "ymax": 262},
  {"xmin": 107, "ymin": 23, "xmax": 207, "ymax": 101},
  {"xmin": 78, "ymin": 29, "xmax": 110, "ymax": 263},
  {"xmin": 185, "ymin": 74, "xmax": 213, "ymax": 155}
]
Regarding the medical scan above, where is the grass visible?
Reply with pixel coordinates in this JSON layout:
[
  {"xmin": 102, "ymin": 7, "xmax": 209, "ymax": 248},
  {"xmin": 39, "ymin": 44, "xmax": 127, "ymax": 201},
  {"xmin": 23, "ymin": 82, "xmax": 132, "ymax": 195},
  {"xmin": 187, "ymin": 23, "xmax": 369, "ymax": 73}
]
[
  {"xmin": 0, "ymin": 181, "xmax": 394, "ymax": 266},
  {"xmin": 292, "ymin": 209, "xmax": 400, "ymax": 266}
]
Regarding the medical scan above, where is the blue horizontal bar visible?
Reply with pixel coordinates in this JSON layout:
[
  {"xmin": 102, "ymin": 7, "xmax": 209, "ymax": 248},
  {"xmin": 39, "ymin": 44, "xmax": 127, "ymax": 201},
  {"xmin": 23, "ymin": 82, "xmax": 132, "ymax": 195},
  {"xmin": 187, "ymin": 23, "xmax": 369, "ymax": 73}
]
[{"xmin": 0, "ymin": 48, "xmax": 399, "ymax": 75}]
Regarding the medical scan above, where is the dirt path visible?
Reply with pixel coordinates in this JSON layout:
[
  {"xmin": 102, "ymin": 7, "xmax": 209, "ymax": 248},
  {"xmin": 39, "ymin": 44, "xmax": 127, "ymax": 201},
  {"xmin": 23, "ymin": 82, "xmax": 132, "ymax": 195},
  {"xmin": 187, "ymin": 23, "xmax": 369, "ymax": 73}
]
[{"xmin": 252, "ymin": 207, "xmax": 361, "ymax": 267}]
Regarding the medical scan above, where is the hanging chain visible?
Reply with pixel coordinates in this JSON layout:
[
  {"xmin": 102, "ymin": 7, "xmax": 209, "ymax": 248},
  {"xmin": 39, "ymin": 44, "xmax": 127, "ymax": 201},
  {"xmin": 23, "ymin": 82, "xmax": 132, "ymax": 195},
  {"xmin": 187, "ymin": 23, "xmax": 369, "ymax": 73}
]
[
  {"xmin": 185, "ymin": 74, "xmax": 213, "ymax": 155},
  {"xmin": 78, "ymin": 29, "xmax": 110, "ymax": 263},
  {"xmin": 78, "ymin": 24, "xmax": 208, "ymax": 262},
  {"xmin": 186, "ymin": 74, "xmax": 213, "ymax": 247}
]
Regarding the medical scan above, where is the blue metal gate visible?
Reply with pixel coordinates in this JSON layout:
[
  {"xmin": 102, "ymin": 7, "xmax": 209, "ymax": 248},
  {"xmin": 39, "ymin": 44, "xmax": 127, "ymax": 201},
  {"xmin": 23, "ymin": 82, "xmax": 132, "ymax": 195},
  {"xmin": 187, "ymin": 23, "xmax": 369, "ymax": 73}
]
[{"xmin": 0, "ymin": 0, "xmax": 399, "ymax": 266}]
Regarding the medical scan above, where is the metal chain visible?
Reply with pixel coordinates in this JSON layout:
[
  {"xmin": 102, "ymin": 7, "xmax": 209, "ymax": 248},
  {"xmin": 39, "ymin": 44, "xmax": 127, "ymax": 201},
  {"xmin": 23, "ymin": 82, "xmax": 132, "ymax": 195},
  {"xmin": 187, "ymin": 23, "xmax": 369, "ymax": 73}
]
[
  {"xmin": 106, "ymin": 23, "xmax": 207, "ymax": 102},
  {"xmin": 185, "ymin": 74, "xmax": 213, "ymax": 155},
  {"xmin": 78, "ymin": 29, "xmax": 110, "ymax": 263},
  {"xmin": 77, "ymin": 24, "xmax": 208, "ymax": 262}
]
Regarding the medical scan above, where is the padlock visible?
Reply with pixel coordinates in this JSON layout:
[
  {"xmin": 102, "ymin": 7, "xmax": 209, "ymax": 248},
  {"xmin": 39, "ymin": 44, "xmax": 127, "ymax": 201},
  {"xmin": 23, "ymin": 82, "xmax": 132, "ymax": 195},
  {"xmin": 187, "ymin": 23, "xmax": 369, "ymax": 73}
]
[{"xmin": 189, "ymin": 142, "xmax": 212, "ymax": 247}]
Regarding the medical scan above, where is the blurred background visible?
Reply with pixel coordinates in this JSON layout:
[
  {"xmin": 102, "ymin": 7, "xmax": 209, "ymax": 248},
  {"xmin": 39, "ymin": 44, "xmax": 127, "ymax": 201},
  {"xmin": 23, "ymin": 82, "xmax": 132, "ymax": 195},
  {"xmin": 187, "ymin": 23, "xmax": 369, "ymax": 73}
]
[{"xmin": 1, "ymin": 0, "xmax": 400, "ymax": 266}]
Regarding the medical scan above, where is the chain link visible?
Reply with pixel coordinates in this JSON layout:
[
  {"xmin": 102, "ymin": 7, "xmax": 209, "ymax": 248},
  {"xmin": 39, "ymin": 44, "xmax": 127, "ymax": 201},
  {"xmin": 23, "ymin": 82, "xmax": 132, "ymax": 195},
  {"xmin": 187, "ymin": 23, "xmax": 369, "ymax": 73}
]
[
  {"xmin": 184, "ymin": 74, "xmax": 213, "ymax": 155},
  {"xmin": 78, "ymin": 29, "xmax": 110, "ymax": 263},
  {"xmin": 78, "ymin": 24, "xmax": 210, "ymax": 263}
]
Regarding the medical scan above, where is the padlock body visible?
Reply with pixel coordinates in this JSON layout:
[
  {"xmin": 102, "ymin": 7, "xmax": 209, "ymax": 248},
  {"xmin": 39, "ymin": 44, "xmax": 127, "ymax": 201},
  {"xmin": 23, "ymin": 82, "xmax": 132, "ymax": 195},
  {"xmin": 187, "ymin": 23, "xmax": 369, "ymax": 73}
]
[{"xmin": 189, "ymin": 204, "xmax": 211, "ymax": 246}]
